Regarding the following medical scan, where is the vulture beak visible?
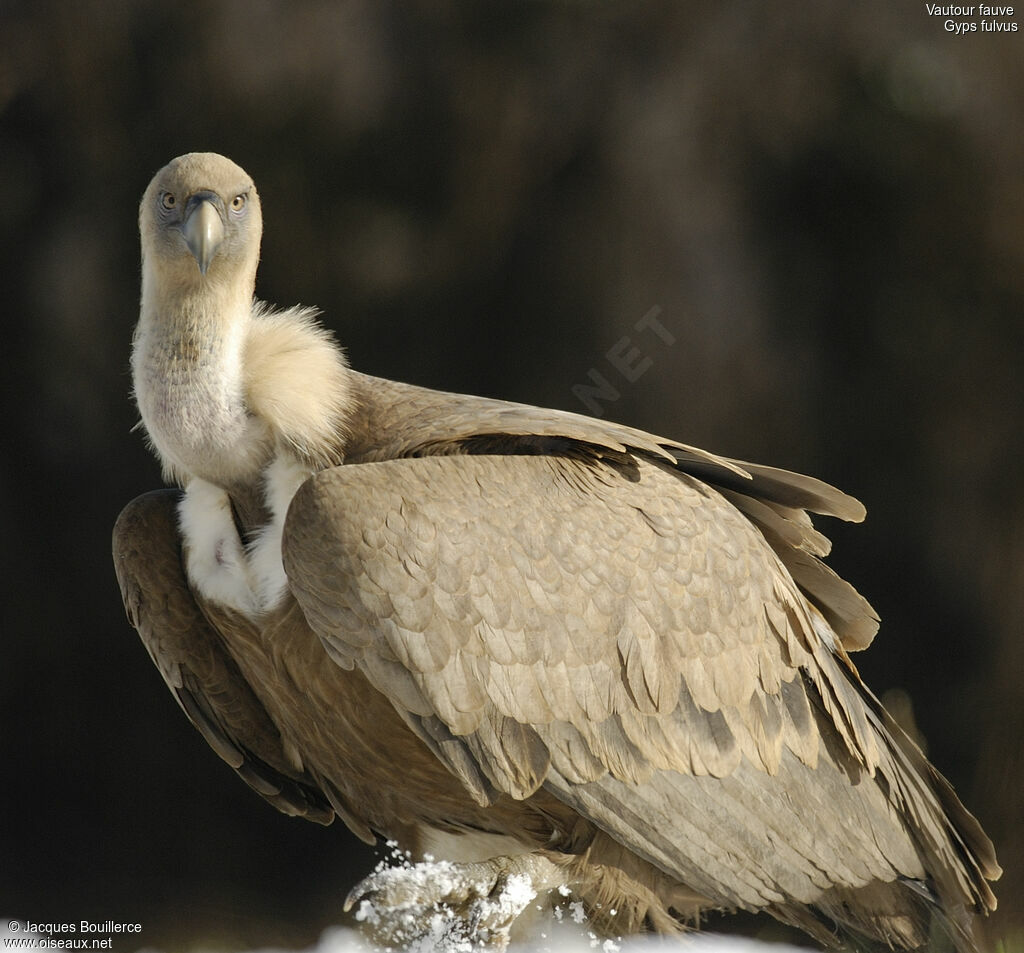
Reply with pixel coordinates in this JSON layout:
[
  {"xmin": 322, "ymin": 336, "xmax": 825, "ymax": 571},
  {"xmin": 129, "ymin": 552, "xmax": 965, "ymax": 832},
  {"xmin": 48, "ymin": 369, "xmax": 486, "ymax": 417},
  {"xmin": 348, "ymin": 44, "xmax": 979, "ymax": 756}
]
[{"xmin": 181, "ymin": 193, "xmax": 225, "ymax": 275}]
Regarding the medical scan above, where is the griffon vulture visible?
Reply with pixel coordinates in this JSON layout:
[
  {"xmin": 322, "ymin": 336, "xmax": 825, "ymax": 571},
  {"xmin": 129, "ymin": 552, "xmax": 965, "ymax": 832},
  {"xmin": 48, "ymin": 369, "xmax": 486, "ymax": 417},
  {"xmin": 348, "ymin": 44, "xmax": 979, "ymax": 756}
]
[{"xmin": 113, "ymin": 153, "xmax": 999, "ymax": 950}]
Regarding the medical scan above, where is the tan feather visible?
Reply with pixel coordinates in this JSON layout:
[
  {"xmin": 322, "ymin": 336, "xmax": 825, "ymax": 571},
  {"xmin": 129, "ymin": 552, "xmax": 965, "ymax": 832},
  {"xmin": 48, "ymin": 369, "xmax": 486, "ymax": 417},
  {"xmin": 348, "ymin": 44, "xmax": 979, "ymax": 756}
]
[{"xmin": 243, "ymin": 303, "xmax": 351, "ymax": 468}]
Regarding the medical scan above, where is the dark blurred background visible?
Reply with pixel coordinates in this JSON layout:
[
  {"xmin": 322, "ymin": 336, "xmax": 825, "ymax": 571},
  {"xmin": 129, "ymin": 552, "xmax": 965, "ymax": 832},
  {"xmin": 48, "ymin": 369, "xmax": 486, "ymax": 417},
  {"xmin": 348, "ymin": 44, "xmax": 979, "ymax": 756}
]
[{"xmin": 1, "ymin": 0, "xmax": 1021, "ymax": 949}]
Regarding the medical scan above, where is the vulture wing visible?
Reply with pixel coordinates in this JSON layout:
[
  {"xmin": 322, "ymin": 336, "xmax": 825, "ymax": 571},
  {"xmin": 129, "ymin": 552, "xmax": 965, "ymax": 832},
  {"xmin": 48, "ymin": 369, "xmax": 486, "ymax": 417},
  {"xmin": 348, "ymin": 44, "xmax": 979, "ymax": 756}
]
[
  {"xmin": 113, "ymin": 489, "xmax": 333, "ymax": 823},
  {"xmin": 283, "ymin": 379, "xmax": 998, "ymax": 942},
  {"xmin": 342, "ymin": 371, "xmax": 878, "ymax": 655}
]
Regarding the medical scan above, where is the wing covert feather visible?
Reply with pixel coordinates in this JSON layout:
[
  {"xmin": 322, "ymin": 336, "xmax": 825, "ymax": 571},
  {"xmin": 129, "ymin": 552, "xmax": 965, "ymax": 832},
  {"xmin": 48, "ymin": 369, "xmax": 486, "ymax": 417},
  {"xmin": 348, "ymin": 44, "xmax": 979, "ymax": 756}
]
[{"xmin": 285, "ymin": 453, "xmax": 838, "ymax": 793}]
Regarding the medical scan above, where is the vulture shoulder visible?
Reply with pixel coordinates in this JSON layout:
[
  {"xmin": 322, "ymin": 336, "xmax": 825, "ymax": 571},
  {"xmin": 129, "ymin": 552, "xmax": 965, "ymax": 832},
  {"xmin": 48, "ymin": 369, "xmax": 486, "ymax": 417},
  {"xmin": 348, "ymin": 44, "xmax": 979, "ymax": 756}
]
[{"xmin": 343, "ymin": 370, "xmax": 878, "ymax": 651}]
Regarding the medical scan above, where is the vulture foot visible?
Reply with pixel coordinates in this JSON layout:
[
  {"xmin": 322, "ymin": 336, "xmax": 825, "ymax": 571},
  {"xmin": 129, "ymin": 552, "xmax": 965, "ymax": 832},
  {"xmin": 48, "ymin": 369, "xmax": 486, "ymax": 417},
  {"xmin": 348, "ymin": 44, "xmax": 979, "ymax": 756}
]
[{"xmin": 345, "ymin": 853, "xmax": 563, "ymax": 950}]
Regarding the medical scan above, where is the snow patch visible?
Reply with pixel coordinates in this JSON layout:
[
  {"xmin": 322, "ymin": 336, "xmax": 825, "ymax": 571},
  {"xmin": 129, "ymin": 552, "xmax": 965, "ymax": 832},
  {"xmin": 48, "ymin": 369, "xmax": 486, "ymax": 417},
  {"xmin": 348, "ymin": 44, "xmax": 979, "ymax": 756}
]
[
  {"xmin": 348, "ymin": 844, "xmax": 541, "ymax": 951},
  {"xmin": 141, "ymin": 926, "xmax": 808, "ymax": 953}
]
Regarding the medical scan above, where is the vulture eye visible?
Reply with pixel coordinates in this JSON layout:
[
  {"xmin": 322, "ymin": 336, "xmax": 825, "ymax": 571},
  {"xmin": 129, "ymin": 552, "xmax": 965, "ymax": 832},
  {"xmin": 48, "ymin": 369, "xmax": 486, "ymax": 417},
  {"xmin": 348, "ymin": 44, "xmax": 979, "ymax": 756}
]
[
  {"xmin": 230, "ymin": 194, "xmax": 247, "ymax": 212},
  {"xmin": 160, "ymin": 192, "xmax": 176, "ymax": 210}
]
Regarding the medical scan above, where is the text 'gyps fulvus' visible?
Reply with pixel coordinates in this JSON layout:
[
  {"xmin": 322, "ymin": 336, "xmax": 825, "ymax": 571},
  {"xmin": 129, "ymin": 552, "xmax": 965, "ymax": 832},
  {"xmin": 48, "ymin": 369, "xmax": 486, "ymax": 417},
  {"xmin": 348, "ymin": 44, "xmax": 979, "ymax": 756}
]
[{"xmin": 113, "ymin": 153, "xmax": 999, "ymax": 951}]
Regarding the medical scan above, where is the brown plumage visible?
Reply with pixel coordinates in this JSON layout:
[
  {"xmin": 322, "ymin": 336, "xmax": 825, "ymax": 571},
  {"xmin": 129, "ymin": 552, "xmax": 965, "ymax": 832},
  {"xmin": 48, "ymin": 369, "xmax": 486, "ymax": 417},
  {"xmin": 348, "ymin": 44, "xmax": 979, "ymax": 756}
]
[{"xmin": 114, "ymin": 153, "xmax": 999, "ymax": 950}]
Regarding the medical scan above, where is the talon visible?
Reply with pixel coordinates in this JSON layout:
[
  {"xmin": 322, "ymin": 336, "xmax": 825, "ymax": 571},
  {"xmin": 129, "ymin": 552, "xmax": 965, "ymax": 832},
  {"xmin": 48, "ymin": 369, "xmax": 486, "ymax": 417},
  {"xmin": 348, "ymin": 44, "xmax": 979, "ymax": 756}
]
[
  {"xmin": 345, "ymin": 854, "xmax": 553, "ymax": 950},
  {"xmin": 342, "ymin": 883, "xmax": 361, "ymax": 913},
  {"xmin": 344, "ymin": 868, "xmax": 395, "ymax": 912}
]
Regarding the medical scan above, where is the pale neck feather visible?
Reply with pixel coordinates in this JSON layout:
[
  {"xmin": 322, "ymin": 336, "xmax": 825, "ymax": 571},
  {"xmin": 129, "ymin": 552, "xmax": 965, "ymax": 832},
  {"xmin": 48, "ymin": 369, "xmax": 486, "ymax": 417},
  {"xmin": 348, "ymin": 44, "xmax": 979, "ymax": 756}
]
[{"xmin": 133, "ymin": 260, "xmax": 271, "ymax": 487}]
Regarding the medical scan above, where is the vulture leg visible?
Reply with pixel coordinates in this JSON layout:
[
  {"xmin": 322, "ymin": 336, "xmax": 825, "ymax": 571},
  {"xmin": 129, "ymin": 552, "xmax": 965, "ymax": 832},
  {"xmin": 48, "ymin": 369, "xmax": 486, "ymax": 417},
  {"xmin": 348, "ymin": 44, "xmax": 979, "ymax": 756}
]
[{"xmin": 344, "ymin": 853, "xmax": 568, "ymax": 950}]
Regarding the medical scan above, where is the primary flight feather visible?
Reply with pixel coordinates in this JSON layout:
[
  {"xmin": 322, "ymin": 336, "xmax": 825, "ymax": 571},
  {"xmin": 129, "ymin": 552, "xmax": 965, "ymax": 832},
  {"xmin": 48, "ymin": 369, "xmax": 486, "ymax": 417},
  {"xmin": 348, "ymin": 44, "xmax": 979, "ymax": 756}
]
[{"xmin": 114, "ymin": 152, "xmax": 999, "ymax": 950}]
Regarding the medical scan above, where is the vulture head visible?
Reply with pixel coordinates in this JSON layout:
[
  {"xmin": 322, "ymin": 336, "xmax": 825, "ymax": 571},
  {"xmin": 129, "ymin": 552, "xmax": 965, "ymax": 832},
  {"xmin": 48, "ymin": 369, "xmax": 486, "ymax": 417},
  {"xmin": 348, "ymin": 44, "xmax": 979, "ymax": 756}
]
[{"xmin": 139, "ymin": 152, "xmax": 262, "ymax": 290}]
